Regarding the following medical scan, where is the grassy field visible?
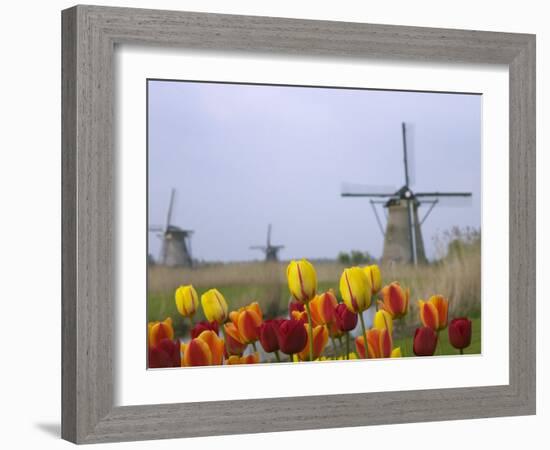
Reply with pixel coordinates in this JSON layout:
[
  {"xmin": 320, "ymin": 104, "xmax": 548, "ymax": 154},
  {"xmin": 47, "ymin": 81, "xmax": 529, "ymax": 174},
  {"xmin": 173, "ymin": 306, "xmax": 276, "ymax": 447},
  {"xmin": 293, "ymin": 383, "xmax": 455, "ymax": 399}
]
[{"xmin": 148, "ymin": 244, "xmax": 481, "ymax": 347}]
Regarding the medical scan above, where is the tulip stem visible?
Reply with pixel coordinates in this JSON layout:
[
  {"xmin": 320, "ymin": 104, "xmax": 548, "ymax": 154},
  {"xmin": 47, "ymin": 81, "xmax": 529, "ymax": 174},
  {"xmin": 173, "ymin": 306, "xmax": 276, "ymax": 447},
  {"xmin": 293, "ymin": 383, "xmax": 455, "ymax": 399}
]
[
  {"xmin": 274, "ymin": 350, "xmax": 281, "ymax": 362},
  {"xmin": 346, "ymin": 332, "xmax": 350, "ymax": 360},
  {"xmin": 251, "ymin": 341, "xmax": 258, "ymax": 352},
  {"xmin": 460, "ymin": 348, "xmax": 464, "ymax": 355},
  {"xmin": 358, "ymin": 312, "xmax": 368, "ymax": 359},
  {"xmin": 289, "ymin": 353, "xmax": 294, "ymax": 363},
  {"xmin": 304, "ymin": 302, "xmax": 315, "ymax": 362}
]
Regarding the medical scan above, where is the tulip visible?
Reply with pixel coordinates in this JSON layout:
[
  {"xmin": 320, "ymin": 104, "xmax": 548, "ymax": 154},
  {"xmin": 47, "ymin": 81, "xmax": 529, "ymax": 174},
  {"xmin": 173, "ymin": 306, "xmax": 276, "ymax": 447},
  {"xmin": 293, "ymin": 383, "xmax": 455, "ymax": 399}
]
[
  {"xmin": 148, "ymin": 318, "xmax": 174, "ymax": 348},
  {"xmin": 413, "ymin": 327, "xmax": 438, "ymax": 356},
  {"xmin": 288, "ymin": 299, "xmax": 305, "ymax": 317},
  {"xmin": 229, "ymin": 302, "xmax": 263, "ymax": 345},
  {"xmin": 287, "ymin": 259, "xmax": 317, "ymax": 304},
  {"xmin": 356, "ymin": 328, "xmax": 392, "ymax": 358},
  {"xmin": 174, "ymin": 284, "xmax": 199, "ymax": 320},
  {"xmin": 223, "ymin": 322, "xmax": 247, "ymax": 356},
  {"xmin": 190, "ymin": 320, "xmax": 219, "ymax": 339},
  {"xmin": 291, "ymin": 309, "xmax": 308, "ymax": 323},
  {"xmin": 334, "ymin": 303, "xmax": 358, "ymax": 332},
  {"xmin": 180, "ymin": 338, "xmax": 212, "ymax": 366},
  {"xmin": 391, "ymin": 347, "xmax": 402, "ymax": 358},
  {"xmin": 363, "ymin": 264, "xmax": 382, "ymax": 295},
  {"xmin": 340, "ymin": 267, "xmax": 372, "ymax": 314},
  {"xmin": 226, "ymin": 353, "xmax": 260, "ymax": 365},
  {"xmin": 259, "ymin": 319, "xmax": 283, "ymax": 354},
  {"xmin": 298, "ymin": 324, "xmax": 328, "ymax": 361},
  {"xmin": 196, "ymin": 330, "xmax": 224, "ymax": 365},
  {"xmin": 148, "ymin": 338, "xmax": 180, "ymax": 368},
  {"xmin": 201, "ymin": 289, "xmax": 229, "ymax": 324},
  {"xmin": 373, "ymin": 310, "xmax": 393, "ymax": 335},
  {"xmin": 378, "ymin": 282, "xmax": 409, "ymax": 319},
  {"xmin": 448, "ymin": 318, "xmax": 472, "ymax": 353},
  {"xmin": 309, "ymin": 291, "xmax": 338, "ymax": 326},
  {"xmin": 276, "ymin": 319, "xmax": 308, "ymax": 356},
  {"xmin": 418, "ymin": 295, "xmax": 449, "ymax": 331}
]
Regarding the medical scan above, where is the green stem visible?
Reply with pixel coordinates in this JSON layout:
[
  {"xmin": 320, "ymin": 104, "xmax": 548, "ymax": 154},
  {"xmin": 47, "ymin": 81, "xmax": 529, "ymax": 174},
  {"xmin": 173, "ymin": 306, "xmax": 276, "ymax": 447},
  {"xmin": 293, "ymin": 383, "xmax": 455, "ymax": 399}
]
[
  {"xmin": 304, "ymin": 302, "xmax": 315, "ymax": 362},
  {"xmin": 274, "ymin": 350, "xmax": 281, "ymax": 362},
  {"xmin": 346, "ymin": 332, "xmax": 350, "ymax": 360},
  {"xmin": 358, "ymin": 312, "xmax": 368, "ymax": 359},
  {"xmin": 289, "ymin": 353, "xmax": 294, "ymax": 363},
  {"xmin": 251, "ymin": 341, "xmax": 258, "ymax": 352},
  {"xmin": 338, "ymin": 336, "xmax": 344, "ymax": 357},
  {"xmin": 460, "ymin": 348, "xmax": 464, "ymax": 355},
  {"xmin": 436, "ymin": 330, "xmax": 441, "ymax": 356}
]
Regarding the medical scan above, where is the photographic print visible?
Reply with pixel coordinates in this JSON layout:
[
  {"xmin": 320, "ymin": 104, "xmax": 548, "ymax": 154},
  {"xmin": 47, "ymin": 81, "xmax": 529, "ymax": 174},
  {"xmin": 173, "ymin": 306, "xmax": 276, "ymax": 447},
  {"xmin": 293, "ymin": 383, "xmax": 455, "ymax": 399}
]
[{"xmin": 146, "ymin": 80, "xmax": 481, "ymax": 368}]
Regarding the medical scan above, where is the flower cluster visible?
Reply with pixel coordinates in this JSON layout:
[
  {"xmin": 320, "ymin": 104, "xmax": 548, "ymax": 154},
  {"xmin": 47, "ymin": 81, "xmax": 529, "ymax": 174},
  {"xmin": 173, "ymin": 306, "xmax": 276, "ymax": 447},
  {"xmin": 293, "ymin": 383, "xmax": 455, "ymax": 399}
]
[{"xmin": 147, "ymin": 260, "xmax": 473, "ymax": 368}]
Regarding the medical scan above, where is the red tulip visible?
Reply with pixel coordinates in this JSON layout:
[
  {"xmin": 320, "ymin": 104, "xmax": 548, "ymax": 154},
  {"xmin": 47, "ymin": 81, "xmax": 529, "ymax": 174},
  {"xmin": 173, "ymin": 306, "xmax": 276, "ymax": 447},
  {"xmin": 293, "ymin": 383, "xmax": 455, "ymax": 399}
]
[
  {"xmin": 334, "ymin": 303, "xmax": 358, "ymax": 332},
  {"xmin": 448, "ymin": 318, "xmax": 472, "ymax": 350},
  {"xmin": 259, "ymin": 319, "xmax": 283, "ymax": 353},
  {"xmin": 413, "ymin": 327, "xmax": 438, "ymax": 356},
  {"xmin": 148, "ymin": 338, "xmax": 180, "ymax": 368},
  {"xmin": 223, "ymin": 323, "xmax": 247, "ymax": 356},
  {"xmin": 276, "ymin": 319, "xmax": 308, "ymax": 355},
  {"xmin": 288, "ymin": 299, "xmax": 305, "ymax": 317},
  {"xmin": 190, "ymin": 320, "xmax": 219, "ymax": 339}
]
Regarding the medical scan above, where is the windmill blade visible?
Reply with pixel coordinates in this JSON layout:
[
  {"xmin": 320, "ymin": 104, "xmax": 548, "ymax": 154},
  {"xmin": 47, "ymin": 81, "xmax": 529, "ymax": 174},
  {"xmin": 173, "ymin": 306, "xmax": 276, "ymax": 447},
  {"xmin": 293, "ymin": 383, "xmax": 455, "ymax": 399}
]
[
  {"xmin": 418, "ymin": 195, "xmax": 473, "ymax": 208},
  {"xmin": 341, "ymin": 182, "xmax": 397, "ymax": 197},
  {"xmin": 403, "ymin": 122, "xmax": 416, "ymax": 187},
  {"xmin": 148, "ymin": 225, "xmax": 164, "ymax": 232},
  {"xmin": 406, "ymin": 198, "xmax": 418, "ymax": 265},
  {"xmin": 165, "ymin": 188, "xmax": 176, "ymax": 230},
  {"xmin": 416, "ymin": 192, "xmax": 472, "ymax": 197},
  {"xmin": 267, "ymin": 224, "xmax": 272, "ymax": 247},
  {"xmin": 250, "ymin": 246, "xmax": 267, "ymax": 251}
]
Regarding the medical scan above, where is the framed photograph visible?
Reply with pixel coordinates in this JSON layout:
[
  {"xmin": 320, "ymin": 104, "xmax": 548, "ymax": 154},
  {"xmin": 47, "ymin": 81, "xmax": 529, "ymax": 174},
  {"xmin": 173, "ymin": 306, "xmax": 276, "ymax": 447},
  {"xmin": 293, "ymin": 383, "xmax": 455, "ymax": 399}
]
[{"xmin": 62, "ymin": 5, "xmax": 536, "ymax": 444}]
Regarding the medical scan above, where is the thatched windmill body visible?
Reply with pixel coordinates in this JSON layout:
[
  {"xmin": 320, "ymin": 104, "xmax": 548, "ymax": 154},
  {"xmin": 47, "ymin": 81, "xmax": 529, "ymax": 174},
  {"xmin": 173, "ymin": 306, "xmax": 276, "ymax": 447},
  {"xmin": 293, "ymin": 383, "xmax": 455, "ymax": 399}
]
[
  {"xmin": 149, "ymin": 188, "xmax": 194, "ymax": 267},
  {"xmin": 250, "ymin": 224, "xmax": 284, "ymax": 262},
  {"xmin": 342, "ymin": 123, "xmax": 472, "ymax": 265}
]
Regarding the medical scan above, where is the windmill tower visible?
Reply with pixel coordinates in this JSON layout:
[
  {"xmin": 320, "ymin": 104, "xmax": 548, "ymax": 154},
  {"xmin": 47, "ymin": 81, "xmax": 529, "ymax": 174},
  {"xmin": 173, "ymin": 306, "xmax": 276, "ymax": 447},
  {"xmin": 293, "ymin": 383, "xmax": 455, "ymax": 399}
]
[
  {"xmin": 148, "ymin": 188, "xmax": 194, "ymax": 267},
  {"xmin": 250, "ymin": 224, "xmax": 284, "ymax": 262},
  {"xmin": 341, "ymin": 122, "xmax": 472, "ymax": 265}
]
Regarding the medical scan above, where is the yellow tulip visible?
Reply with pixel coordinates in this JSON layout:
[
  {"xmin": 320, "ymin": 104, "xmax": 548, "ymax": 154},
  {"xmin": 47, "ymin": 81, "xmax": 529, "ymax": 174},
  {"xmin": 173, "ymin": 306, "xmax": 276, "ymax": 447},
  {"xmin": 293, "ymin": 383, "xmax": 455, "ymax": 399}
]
[
  {"xmin": 391, "ymin": 347, "xmax": 402, "ymax": 358},
  {"xmin": 201, "ymin": 289, "xmax": 229, "ymax": 324},
  {"xmin": 373, "ymin": 310, "xmax": 393, "ymax": 335},
  {"xmin": 148, "ymin": 317, "xmax": 174, "ymax": 348},
  {"xmin": 287, "ymin": 259, "xmax": 317, "ymax": 303},
  {"xmin": 226, "ymin": 353, "xmax": 260, "ymax": 365},
  {"xmin": 339, "ymin": 267, "xmax": 372, "ymax": 313},
  {"xmin": 363, "ymin": 264, "xmax": 382, "ymax": 295},
  {"xmin": 174, "ymin": 285, "xmax": 199, "ymax": 318}
]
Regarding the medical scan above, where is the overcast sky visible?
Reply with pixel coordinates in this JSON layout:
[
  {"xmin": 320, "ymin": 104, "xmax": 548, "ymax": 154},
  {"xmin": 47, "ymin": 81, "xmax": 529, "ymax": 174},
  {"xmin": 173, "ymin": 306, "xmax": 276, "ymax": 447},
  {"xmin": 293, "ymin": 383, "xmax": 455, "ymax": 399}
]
[{"xmin": 148, "ymin": 80, "xmax": 481, "ymax": 262}]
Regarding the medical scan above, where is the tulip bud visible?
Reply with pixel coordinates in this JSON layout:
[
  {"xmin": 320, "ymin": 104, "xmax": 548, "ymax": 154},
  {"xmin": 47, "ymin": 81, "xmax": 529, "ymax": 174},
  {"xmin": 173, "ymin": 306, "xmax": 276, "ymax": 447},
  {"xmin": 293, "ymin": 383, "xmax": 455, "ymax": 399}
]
[
  {"xmin": 148, "ymin": 338, "xmax": 180, "ymax": 368},
  {"xmin": 356, "ymin": 328, "xmax": 392, "ymax": 358},
  {"xmin": 229, "ymin": 302, "xmax": 263, "ymax": 344},
  {"xmin": 363, "ymin": 264, "xmax": 382, "ymax": 295},
  {"xmin": 148, "ymin": 318, "xmax": 174, "ymax": 348},
  {"xmin": 181, "ymin": 338, "xmax": 212, "ymax": 366},
  {"xmin": 418, "ymin": 295, "xmax": 449, "ymax": 331},
  {"xmin": 334, "ymin": 303, "xmax": 358, "ymax": 332},
  {"xmin": 174, "ymin": 284, "xmax": 199, "ymax": 318},
  {"xmin": 223, "ymin": 322, "xmax": 247, "ymax": 356},
  {"xmin": 190, "ymin": 320, "xmax": 219, "ymax": 339},
  {"xmin": 288, "ymin": 299, "xmax": 305, "ymax": 317},
  {"xmin": 340, "ymin": 267, "xmax": 372, "ymax": 313},
  {"xmin": 391, "ymin": 347, "xmax": 402, "ymax": 358},
  {"xmin": 448, "ymin": 317, "xmax": 472, "ymax": 350},
  {"xmin": 298, "ymin": 324, "xmax": 328, "ymax": 361},
  {"xmin": 378, "ymin": 282, "xmax": 410, "ymax": 319},
  {"xmin": 373, "ymin": 310, "xmax": 393, "ymax": 335},
  {"xmin": 259, "ymin": 319, "xmax": 282, "ymax": 353},
  {"xmin": 413, "ymin": 327, "xmax": 438, "ymax": 356},
  {"xmin": 276, "ymin": 319, "xmax": 308, "ymax": 355},
  {"xmin": 201, "ymin": 289, "xmax": 229, "ymax": 324},
  {"xmin": 226, "ymin": 353, "xmax": 260, "ymax": 365},
  {"xmin": 309, "ymin": 291, "xmax": 338, "ymax": 326},
  {"xmin": 287, "ymin": 259, "xmax": 317, "ymax": 303}
]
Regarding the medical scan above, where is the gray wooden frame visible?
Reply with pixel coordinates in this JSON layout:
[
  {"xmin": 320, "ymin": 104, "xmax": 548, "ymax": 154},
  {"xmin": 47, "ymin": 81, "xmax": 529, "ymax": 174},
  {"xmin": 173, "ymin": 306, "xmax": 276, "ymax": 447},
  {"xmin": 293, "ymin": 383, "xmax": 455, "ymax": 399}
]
[{"xmin": 62, "ymin": 4, "xmax": 536, "ymax": 444}]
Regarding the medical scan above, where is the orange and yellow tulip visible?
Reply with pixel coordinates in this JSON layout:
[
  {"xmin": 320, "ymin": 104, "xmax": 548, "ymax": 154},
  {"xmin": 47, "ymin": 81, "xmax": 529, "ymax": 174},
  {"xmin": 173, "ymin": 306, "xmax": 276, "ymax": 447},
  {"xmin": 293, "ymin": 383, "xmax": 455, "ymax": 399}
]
[
  {"xmin": 298, "ymin": 324, "xmax": 328, "ymax": 361},
  {"xmin": 418, "ymin": 295, "xmax": 449, "ymax": 331},
  {"xmin": 197, "ymin": 330, "xmax": 224, "ymax": 365},
  {"xmin": 174, "ymin": 284, "xmax": 199, "ymax": 318},
  {"xmin": 229, "ymin": 302, "xmax": 263, "ymax": 343},
  {"xmin": 223, "ymin": 322, "xmax": 247, "ymax": 356},
  {"xmin": 373, "ymin": 310, "xmax": 393, "ymax": 335},
  {"xmin": 201, "ymin": 289, "xmax": 229, "ymax": 324},
  {"xmin": 378, "ymin": 282, "xmax": 410, "ymax": 319},
  {"xmin": 180, "ymin": 329, "xmax": 225, "ymax": 366},
  {"xmin": 355, "ymin": 328, "xmax": 393, "ymax": 359},
  {"xmin": 287, "ymin": 259, "xmax": 317, "ymax": 303},
  {"xmin": 309, "ymin": 290, "xmax": 338, "ymax": 326},
  {"xmin": 363, "ymin": 264, "xmax": 382, "ymax": 295},
  {"xmin": 148, "ymin": 317, "xmax": 174, "ymax": 348},
  {"xmin": 226, "ymin": 353, "xmax": 260, "ymax": 365},
  {"xmin": 339, "ymin": 267, "xmax": 372, "ymax": 313}
]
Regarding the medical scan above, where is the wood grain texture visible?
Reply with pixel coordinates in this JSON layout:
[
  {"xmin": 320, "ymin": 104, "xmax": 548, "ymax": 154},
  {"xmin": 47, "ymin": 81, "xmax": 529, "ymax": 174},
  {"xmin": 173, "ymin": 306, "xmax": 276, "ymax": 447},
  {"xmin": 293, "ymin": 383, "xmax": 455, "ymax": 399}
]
[{"xmin": 61, "ymin": 5, "xmax": 536, "ymax": 444}]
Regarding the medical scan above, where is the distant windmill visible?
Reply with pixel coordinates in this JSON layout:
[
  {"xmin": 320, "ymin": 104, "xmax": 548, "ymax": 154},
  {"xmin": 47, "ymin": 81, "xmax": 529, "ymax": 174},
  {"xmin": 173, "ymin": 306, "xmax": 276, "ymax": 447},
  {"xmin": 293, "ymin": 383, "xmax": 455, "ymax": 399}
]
[
  {"xmin": 250, "ymin": 224, "xmax": 284, "ymax": 262},
  {"xmin": 341, "ymin": 122, "xmax": 472, "ymax": 265},
  {"xmin": 148, "ymin": 188, "xmax": 194, "ymax": 267}
]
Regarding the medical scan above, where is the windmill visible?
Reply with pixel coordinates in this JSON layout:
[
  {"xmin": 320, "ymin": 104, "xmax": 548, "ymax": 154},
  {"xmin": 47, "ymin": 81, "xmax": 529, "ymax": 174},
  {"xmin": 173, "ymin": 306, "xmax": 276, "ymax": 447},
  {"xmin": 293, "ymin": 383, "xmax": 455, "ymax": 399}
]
[
  {"xmin": 341, "ymin": 122, "xmax": 472, "ymax": 265},
  {"xmin": 250, "ymin": 224, "xmax": 284, "ymax": 262},
  {"xmin": 148, "ymin": 188, "xmax": 194, "ymax": 267}
]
